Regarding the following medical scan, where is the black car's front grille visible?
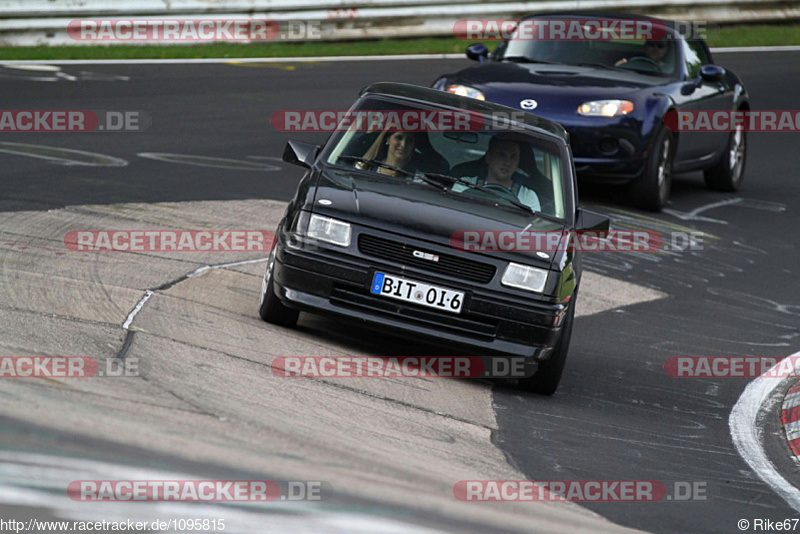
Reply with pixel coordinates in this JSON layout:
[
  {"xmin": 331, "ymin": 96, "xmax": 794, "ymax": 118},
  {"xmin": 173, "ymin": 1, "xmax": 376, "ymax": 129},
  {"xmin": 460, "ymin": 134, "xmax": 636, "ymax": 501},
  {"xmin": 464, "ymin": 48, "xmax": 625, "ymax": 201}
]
[{"xmin": 358, "ymin": 234, "xmax": 496, "ymax": 284}]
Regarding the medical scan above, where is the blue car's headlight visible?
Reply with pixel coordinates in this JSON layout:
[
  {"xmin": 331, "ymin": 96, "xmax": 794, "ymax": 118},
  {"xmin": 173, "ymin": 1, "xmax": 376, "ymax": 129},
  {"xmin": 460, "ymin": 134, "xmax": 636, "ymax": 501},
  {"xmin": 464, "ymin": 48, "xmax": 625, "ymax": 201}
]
[
  {"xmin": 501, "ymin": 263, "xmax": 548, "ymax": 293},
  {"xmin": 577, "ymin": 100, "xmax": 634, "ymax": 117},
  {"xmin": 446, "ymin": 84, "xmax": 486, "ymax": 101},
  {"xmin": 307, "ymin": 214, "xmax": 351, "ymax": 247}
]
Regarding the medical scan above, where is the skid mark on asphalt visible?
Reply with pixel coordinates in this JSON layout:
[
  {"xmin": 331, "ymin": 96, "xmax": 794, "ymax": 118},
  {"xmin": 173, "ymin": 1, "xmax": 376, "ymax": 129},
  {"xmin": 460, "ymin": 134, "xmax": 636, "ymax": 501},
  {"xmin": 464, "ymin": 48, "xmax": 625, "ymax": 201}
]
[
  {"xmin": 582, "ymin": 203, "xmax": 780, "ymax": 291},
  {"xmin": 137, "ymin": 152, "xmax": 281, "ymax": 171}
]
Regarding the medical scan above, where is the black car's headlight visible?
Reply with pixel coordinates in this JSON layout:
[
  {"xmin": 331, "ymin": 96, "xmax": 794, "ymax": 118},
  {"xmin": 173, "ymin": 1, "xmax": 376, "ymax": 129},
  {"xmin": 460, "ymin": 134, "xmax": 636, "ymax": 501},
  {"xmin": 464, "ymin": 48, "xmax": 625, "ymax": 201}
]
[
  {"xmin": 307, "ymin": 214, "xmax": 351, "ymax": 247},
  {"xmin": 501, "ymin": 263, "xmax": 548, "ymax": 293},
  {"xmin": 577, "ymin": 100, "xmax": 634, "ymax": 117},
  {"xmin": 446, "ymin": 84, "xmax": 486, "ymax": 101}
]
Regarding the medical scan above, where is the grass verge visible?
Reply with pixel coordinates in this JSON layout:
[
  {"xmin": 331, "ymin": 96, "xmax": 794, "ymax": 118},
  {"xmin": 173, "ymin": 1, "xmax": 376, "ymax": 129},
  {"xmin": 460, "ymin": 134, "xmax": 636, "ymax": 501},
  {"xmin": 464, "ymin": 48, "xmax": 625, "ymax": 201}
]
[{"xmin": 0, "ymin": 24, "xmax": 797, "ymax": 61}]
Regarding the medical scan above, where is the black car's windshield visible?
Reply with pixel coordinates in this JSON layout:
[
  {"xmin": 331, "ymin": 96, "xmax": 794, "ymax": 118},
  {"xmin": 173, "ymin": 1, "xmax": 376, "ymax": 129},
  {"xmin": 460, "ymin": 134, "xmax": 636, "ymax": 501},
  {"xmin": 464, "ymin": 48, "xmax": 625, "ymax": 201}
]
[
  {"xmin": 323, "ymin": 97, "xmax": 569, "ymax": 219},
  {"xmin": 498, "ymin": 19, "xmax": 680, "ymax": 77}
]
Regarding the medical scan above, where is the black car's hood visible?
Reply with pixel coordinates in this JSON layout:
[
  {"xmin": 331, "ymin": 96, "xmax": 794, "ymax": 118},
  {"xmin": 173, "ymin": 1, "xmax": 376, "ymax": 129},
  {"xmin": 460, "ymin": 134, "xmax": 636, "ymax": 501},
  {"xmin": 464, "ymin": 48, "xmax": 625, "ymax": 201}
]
[
  {"xmin": 452, "ymin": 62, "xmax": 667, "ymax": 113},
  {"xmin": 312, "ymin": 167, "xmax": 565, "ymax": 267}
]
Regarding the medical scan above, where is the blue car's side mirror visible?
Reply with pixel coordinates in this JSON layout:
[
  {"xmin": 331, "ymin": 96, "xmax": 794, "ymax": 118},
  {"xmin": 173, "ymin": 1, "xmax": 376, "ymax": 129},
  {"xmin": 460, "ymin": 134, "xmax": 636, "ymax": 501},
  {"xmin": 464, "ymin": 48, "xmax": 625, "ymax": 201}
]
[
  {"xmin": 699, "ymin": 64, "xmax": 725, "ymax": 83},
  {"xmin": 466, "ymin": 43, "xmax": 489, "ymax": 64},
  {"xmin": 682, "ymin": 64, "xmax": 725, "ymax": 95}
]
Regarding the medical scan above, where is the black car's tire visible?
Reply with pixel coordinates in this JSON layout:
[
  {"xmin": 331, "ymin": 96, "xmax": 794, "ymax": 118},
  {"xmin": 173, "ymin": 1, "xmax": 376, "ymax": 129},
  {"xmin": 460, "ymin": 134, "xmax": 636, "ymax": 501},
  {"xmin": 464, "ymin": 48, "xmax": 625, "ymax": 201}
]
[
  {"xmin": 258, "ymin": 246, "xmax": 299, "ymax": 327},
  {"xmin": 630, "ymin": 126, "xmax": 673, "ymax": 212},
  {"xmin": 517, "ymin": 295, "xmax": 576, "ymax": 396},
  {"xmin": 704, "ymin": 126, "xmax": 746, "ymax": 192}
]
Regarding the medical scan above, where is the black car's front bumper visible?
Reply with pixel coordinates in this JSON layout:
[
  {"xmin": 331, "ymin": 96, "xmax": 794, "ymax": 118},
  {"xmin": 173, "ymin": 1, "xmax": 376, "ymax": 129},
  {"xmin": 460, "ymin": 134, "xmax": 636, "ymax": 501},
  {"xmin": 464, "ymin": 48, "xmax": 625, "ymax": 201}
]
[{"xmin": 270, "ymin": 232, "xmax": 571, "ymax": 360}]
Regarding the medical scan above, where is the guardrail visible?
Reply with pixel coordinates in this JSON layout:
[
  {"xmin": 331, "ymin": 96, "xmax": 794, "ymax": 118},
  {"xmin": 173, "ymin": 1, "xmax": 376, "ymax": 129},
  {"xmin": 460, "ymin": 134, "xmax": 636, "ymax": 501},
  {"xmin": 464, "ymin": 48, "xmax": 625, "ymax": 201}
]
[{"xmin": 0, "ymin": 0, "xmax": 797, "ymax": 46}]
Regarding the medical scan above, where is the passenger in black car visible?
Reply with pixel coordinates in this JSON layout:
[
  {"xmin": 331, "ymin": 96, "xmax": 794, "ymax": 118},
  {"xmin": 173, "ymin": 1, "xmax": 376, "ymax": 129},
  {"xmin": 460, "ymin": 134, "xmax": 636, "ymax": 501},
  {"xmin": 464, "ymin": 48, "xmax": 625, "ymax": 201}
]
[{"xmin": 359, "ymin": 130, "xmax": 419, "ymax": 176}]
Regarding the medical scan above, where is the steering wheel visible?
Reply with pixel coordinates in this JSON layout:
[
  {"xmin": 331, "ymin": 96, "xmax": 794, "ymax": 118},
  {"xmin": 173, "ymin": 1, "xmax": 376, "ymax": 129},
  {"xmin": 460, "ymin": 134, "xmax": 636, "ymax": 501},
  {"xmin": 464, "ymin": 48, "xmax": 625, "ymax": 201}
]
[
  {"xmin": 623, "ymin": 56, "xmax": 662, "ymax": 72},
  {"xmin": 482, "ymin": 183, "xmax": 520, "ymax": 203}
]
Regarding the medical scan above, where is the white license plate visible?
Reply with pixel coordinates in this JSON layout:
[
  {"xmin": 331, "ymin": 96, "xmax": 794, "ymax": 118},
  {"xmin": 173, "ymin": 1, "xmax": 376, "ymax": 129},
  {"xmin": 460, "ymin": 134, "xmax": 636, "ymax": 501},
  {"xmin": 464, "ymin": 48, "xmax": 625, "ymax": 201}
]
[{"xmin": 370, "ymin": 272, "xmax": 464, "ymax": 314}]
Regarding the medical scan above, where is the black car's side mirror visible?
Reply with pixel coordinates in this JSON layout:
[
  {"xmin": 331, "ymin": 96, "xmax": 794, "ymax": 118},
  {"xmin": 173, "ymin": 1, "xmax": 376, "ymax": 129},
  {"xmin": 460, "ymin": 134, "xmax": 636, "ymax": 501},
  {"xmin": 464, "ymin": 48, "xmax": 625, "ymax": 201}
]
[
  {"xmin": 466, "ymin": 43, "xmax": 489, "ymax": 64},
  {"xmin": 575, "ymin": 208, "xmax": 610, "ymax": 232},
  {"xmin": 283, "ymin": 140, "xmax": 321, "ymax": 169}
]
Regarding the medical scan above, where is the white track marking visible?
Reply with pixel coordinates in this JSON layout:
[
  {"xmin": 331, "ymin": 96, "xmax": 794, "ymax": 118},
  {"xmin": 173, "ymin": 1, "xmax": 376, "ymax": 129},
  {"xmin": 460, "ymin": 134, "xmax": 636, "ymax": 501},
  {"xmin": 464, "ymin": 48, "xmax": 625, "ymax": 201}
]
[
  {"xmin": 730, "ymin": 350, "xmax": 800, "ymax": 512},
  {"xmin": 122, "ymin": 290, "xmax": 153, "ymax": 330},
  {"xmin": 0, "ymin": 142, "xmax": 128, "ymax": 167},
  {"xmin": 664, "ymin": 198, "xmax": 742, "ymax": 224},
  {"xmin": 123, "ymin": 258, "xmax": 268, "ymax": 329},
  {"xmin": 711, "ymin": 46, "xmax": 800, "ymax": 53}
]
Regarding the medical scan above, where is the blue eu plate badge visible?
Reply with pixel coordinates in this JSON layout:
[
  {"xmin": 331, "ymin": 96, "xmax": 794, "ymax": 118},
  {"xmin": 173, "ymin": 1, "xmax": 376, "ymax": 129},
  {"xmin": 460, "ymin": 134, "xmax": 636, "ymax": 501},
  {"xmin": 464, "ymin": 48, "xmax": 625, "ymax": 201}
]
[{"xmin": 371, "ymin": 272, "xmax": 385, "ymax": 294}]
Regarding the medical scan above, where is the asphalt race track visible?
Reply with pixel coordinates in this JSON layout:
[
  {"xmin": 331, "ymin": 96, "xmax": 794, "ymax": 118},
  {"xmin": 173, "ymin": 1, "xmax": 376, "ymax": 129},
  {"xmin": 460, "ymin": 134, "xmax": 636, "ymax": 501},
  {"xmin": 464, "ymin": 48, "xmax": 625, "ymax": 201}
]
[{"xmin": 0, "ymin": 50, "xmax": 798, "ymax": 534}]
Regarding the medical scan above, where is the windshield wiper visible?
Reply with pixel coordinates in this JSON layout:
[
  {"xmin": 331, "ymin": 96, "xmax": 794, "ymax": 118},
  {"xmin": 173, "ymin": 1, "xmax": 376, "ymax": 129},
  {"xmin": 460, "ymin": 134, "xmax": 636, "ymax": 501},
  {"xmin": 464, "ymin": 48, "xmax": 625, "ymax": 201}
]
[
  {"xmin": 573, "ymin": 62, "xmax": 625, "ymax": 71},
  {"xmin": 338, "ymin": 155, "xmax": 414, "ymax": 177},
  {"xmin": 501, "ymin": 56, "xmax": 554, "ymax": 64},
  {"xmin": 423, "ymin": 172, "xmax": 540, "ymax": 217},
  {"xmin": 338, "ymin": 155, "xmax": 447, "ymax": 191}
]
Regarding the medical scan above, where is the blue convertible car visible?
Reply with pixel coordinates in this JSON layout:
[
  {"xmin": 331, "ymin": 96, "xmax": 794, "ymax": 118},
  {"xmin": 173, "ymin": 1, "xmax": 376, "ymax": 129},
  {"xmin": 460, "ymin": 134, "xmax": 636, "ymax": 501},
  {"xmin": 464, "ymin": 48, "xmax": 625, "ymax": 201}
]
[{"xmin": 433, "ymin": 12, "xmax": 749, "ymax": 210}]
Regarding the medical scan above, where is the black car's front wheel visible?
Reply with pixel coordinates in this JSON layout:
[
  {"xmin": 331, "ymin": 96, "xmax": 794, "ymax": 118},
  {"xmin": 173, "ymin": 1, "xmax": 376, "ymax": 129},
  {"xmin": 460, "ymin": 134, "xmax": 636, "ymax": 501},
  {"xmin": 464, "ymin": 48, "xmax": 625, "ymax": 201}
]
[
  {"xmin": 517, "ymin": 294, "xmax": 576, "ymax": 396},
  {"xmin": 704, "ymin": 126, "xmax": 746, "ymax": 192},
  {"xmin": 258, "ymin": 245, "xmax": 299, "ymax": 327},
  {"xmin": 631, "ymin": 126, "xmax": 673, "ymax": 212}
]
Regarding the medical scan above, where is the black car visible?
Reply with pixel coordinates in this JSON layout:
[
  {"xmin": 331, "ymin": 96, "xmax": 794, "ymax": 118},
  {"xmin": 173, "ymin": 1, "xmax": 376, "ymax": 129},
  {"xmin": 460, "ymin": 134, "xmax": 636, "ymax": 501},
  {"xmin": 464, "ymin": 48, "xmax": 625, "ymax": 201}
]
[
  {"xmin": 259, "ymin": 82, "xmax": 609, "ymax": 394},
  {"xmin": 433, "ymin": 12, "xmax": 749, "ymax": 210}
]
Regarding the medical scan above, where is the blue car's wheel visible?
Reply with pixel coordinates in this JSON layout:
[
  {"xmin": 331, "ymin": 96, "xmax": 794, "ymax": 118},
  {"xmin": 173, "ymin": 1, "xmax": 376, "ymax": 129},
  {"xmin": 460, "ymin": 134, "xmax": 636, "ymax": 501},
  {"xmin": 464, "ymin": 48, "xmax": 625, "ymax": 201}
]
[
  {"xmin": 704, "ymin": 126, "xmax": 746, "ymax": 192},
  {"xmin": 631, "ymin": 126, "xmax": 673, "ymax": 211}
]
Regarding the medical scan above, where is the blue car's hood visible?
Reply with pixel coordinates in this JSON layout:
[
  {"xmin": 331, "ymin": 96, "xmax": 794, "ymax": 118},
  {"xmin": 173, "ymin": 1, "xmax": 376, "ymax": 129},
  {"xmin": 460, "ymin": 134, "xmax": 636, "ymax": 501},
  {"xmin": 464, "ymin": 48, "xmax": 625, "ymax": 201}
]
[{"xmin": 453, "ymin": 62, "xmax": 666, "ymax": 116}]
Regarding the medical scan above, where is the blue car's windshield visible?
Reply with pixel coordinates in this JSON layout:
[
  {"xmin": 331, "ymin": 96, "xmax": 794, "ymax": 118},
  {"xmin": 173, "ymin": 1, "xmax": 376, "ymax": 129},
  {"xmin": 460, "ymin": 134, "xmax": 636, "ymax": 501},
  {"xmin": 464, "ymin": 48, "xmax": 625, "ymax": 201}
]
[{"xmin": 499, "ymin": 20, "xmax": 680, "ymax": 77}]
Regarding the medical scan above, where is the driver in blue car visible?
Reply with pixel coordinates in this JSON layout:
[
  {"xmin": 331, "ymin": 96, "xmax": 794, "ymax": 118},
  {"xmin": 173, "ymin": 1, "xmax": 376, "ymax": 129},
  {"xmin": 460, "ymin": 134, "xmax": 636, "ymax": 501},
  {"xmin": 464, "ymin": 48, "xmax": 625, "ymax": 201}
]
[
  {"xmin": 452, "ymin": 137, "xmax": 541, "ymax": 211},
  {"xmin": 615, "ymin": 39, "xmax": 670, "ymax": 68}
]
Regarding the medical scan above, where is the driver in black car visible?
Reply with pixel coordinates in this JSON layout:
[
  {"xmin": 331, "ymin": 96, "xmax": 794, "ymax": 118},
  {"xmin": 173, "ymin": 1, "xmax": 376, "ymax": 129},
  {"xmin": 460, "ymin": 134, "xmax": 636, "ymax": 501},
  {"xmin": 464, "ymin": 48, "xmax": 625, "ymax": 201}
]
[
  {"xmin": 615, "ymin": 39, "xmax": 670, "ymax": 69},
  {"xmin": 452, "ymin": 137, "xmax": 541, "ymax": 211}
]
